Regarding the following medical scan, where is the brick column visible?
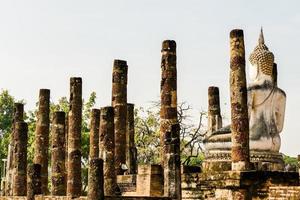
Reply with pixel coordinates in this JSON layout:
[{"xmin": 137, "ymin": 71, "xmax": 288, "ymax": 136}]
[
  {"xmin": 126, "ymin": 103, "xmax": 137, "ymax": 174},
  {"xmin": 27, "ymin": 164, "xmax": 42, "ymax": 200},
  {"xmin": 208, "ymin": 86, "xmax": 222, "ymax": 133},
  {"xmin": 229, "ymin": 29, "xmax": 250, "ymax": 171},
  {"xmin": 88, "ymin": 158, "xmax": 104, "ymax": 200},
  {"xmin": 112, "ymin": 59, "xmax": 128, "ymax": 175},
  {"xmin": 12, "ymin": 121, "xmax": 28, "ymax": 196},
  {"xmin": 67, "ymin": 77, "xmax": 82, "ymax": 198},
  {"xmin": 89, "ymin": 109, "xmax": 100, "ymax": 159},
  {"xmin": 99, "ymin": 106, "xmax": 119, "ymax": 195},
  {"xmin": 51, "ymin": 111, "xmax": 66, "ymax": 195},
  {"xmin": 160, "ymin": 40, "xmax": 178, "ymax": 162},
  {"xmin": 160, "ymin": 40, "xmax": 181, "ymax": 199},
  {"xmin": 34, "ymin": 89, "xmax": 50, "ymax": 194},
  {"xmin": 6, "ymin": 103, "xmax": 24, "ymax": 196}
]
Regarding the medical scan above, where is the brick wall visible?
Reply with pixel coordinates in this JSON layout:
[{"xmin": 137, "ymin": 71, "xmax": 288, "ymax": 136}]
[
  {"xmin": 269, "ymin": 186, "xmax": 300, "ymax": 200},
  {"xmin": 0, "ymin": 196, "xmax": 171, "ymax": 200},
  {"xmin": 181, "ymin": 173, "xmax": 203, "ymax": 199}
]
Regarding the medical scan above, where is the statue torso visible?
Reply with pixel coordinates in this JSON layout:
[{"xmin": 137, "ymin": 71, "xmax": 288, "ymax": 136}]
[{"xmin": 247, "ymin": 83, "xmax": 286, "ymax": 152}]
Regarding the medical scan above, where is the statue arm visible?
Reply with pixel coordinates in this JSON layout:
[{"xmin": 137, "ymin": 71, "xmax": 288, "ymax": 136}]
[
  {"xmin": 247, "ymin": 89, "xmax": 253, "ymax": 119},
  {"xmin": 274, "ymin": 91, "xmax": 286, "ymax": 133}
]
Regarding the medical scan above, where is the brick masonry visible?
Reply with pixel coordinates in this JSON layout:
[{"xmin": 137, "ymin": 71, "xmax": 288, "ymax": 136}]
[{"xmin": 269, "ymin": 186, "xmax": 300, "ymax": 200}]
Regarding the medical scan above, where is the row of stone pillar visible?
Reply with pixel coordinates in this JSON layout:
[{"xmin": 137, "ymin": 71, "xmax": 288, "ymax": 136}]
[
  {"xmin": 5, "ymin": 70, "xmax": 137, "ymax": 198},
  {"xmin": 5, "ymin": 97, "xmax": 65, "ymax": 197},
  {"xmin": 6, "ymin": 39, "xmax": 183, "ymax": 200}
]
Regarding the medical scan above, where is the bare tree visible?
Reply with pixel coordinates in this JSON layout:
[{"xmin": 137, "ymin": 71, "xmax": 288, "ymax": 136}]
[
  {"xmin": 178, "ymin": 102, "xmax": 207, "ymax": 165},
  {"xmin": 134, "ymin": 101, "xmax": 207, "ymax": 166}
]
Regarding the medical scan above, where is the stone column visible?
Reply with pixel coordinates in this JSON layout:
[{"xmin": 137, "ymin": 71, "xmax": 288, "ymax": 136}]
[
  {"xmin": 51, "ymin": 111, "xmax": 66, "ymax": 196},
  {"xmin": 12, "ymin": 121, "xmax": 28, "ymax": 196},
  {"xmin": 10, "ymin": 103, "xmax": 24, "ymax": 147},
  {"xmin": 112, "ymin": 60, "xmax": 128, "ymax": 107},
  {"xmin": 99, "ymin": 106, "xmax": 119, "ymax": 196},
  {"xmin": 65, "ymin": 114, "xmax": 69, "ymax": 174},
  {"xmin": 34, "ymin": 89, "xmax": 50, "ymax": 194},
  {"xmin": 5, "ymin": 103, "xmax": 24, "ymax": 196},
  {"xmin": 229, "ymin": 29, "xmax": 250, "ymax": 171},
  {"xmin": 112, "ymin": 59, "xmax": 128, "ymax": 175},
  {"xmin": 208, "ymin": 86, "xmax": 222, "ymax": 133},
  {"xmin": 87, "ymin": 158, "xmax": 104, "ymax": 200},
  {"xmin": 160, "ymin": 40, "xmax": 178, "ymax": 161},
  {"xmin": 27, "ymin": 164, "xmax": 42, "ymax": 200},
  {"xmin": 1, "ymin": 159, "xmax": 7, "ymax": 196},
  {"xmin": 13, "ymin": 103, "xmax": 24, "ymax": 122},
  {"xmin": 160, "ymin": 40, "xmax": 181, "ymax": 199},
  {"xmin": 126, "ymin": 103, "xmax": 137, "ymax": 174},
  {"xmin": 163, "ymin": 123, "xmax": 181, "ymax": 199},
  {"xmin": 89, "ymin": 109, "xmax": 100, "ymax": 159},
  {"xmin": 67, "ymin": 77, "xmax": 82, "ymax": 198}
]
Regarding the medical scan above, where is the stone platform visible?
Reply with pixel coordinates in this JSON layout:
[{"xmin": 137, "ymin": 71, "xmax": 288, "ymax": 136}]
[
  {"xmin": 203, "ymin": 150, "xmax": 285, "ymax": 171},
  {"xmin": 200, "ymin": 170, "xmax": 299, "ymax": 199},
  {"xmin": 117, "ymin": 165, "xmax": 164, "ymax": 197}
]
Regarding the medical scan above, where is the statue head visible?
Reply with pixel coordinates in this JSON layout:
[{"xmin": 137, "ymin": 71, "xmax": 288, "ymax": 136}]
[{"xmin": 249, "ymin": 28, "xmax": 275, "ymax": 85}]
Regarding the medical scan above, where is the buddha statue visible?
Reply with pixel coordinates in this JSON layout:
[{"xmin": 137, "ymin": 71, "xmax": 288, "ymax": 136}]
[{"xmin": 203, "ymin": 29, "xmax": 286, "ymax": 170}]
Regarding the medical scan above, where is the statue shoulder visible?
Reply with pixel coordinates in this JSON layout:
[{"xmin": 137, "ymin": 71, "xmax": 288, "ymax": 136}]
[{"xmin": 274, "ymin": 87, "xmax": 286, "ymax": 98}]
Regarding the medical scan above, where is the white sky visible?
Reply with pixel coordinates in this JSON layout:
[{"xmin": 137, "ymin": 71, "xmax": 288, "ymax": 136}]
[{"xmin": 0, "ymin": 0, "xmax": 299, "ymax": 156}]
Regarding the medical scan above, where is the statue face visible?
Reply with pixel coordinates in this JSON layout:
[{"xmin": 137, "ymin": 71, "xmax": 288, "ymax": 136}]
[{"xmin": 249, "ymin": 63, "xmax": 259, "ymax": 82}]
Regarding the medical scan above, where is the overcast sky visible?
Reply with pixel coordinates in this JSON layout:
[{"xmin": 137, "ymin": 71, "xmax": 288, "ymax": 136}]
[{"xmin": 0, "ymin": 0, "xmax": 299, "ymax": 156}]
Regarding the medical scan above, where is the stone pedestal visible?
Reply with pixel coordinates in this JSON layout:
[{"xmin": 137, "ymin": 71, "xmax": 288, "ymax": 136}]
[
  {"xmin": 117, "ymin": 175, "xmax": 137, "ymax": 193},
  {"xmin": 203, "ymin": 150, "xmax": 284, "ymax": 172},
  {"xmin": 136, "ymin": 165, "xmax": 164, "ymax": 197}
]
